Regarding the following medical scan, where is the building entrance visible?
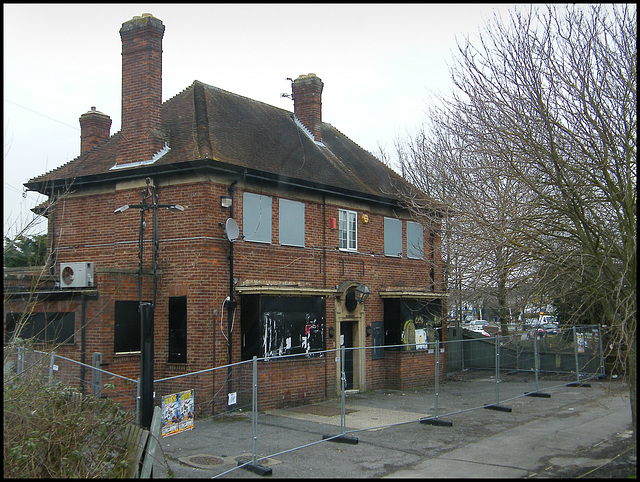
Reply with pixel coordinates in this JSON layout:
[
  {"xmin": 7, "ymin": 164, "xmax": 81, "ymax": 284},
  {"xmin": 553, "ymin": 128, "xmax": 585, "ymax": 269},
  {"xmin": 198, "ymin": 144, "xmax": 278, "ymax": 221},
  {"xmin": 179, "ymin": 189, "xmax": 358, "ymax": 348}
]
[
  {"xmin": 340, "ymin": 321, "xmax": 354, "ymax": 390},
  {"xmin": 335, "ymin": 281, "xmax": 368, "ymax": 394}
]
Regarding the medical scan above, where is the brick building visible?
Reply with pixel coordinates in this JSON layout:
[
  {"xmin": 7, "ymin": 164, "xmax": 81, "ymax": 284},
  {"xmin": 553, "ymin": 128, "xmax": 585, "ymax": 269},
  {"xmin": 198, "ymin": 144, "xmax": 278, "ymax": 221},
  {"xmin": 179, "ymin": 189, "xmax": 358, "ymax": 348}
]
[{"xmin": 4, "ymin": 14, "xmax": 447, "ymax": 411}]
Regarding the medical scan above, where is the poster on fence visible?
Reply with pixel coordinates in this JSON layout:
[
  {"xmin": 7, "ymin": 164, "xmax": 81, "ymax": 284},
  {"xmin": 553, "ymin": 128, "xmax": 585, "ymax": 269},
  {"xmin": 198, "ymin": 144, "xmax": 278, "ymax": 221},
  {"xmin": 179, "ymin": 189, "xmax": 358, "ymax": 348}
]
[{"xmin": 161, "ymin": 389, "xmax": 194, "ymax": 438}]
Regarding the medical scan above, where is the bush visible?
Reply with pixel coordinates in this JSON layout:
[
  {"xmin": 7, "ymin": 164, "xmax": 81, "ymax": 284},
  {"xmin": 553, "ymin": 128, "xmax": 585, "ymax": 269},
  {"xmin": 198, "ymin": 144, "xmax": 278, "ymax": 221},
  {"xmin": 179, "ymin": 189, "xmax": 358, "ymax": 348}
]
[{"xmin": 3, "ymin": 357, "xmax": 134, "ymax": 478}]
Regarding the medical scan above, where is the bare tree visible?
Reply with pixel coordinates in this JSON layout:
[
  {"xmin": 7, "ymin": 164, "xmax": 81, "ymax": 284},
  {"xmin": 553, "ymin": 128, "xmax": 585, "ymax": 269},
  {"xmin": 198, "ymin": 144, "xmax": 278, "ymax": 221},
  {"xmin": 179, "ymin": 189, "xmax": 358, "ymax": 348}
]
[
  {"xmin": 393, "ymin": 105, "xmax": 540, "ymax": 334},
  {"xmin": 398, "ymin": 4, "xmax": 636, "ymax": 430}
]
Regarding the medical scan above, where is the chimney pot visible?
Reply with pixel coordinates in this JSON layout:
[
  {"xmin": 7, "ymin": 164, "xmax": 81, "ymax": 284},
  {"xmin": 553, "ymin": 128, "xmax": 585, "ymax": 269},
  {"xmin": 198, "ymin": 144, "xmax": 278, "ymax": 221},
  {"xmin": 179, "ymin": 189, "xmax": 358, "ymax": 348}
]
[{"xmin": 80, "ymin": 107, "xmax": 111, "ymax": 154}]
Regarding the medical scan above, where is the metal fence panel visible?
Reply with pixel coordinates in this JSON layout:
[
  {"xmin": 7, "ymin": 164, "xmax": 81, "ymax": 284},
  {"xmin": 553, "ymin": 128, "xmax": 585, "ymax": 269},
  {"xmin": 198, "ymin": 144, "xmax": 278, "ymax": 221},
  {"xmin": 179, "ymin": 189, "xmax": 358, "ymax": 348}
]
[{"xmin": 5, "ymin": 326, "xmax": 607, "ymax": 478}]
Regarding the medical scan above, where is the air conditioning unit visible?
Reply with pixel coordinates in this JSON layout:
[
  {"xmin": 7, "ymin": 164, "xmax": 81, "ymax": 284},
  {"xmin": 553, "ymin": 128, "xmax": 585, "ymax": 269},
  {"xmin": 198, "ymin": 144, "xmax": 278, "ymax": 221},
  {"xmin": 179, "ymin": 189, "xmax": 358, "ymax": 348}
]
[{"xmin": 60, "ymin": 262, "xmax": 94, "ymax": 288}]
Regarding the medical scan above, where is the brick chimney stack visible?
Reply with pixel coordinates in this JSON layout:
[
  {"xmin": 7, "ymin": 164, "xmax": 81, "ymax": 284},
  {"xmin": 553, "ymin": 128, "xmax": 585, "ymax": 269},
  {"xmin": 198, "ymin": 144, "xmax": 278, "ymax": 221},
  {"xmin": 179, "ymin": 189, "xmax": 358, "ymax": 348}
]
[
  {"xmin": 292, "ymin": 74, "xmax": 323, "ymax": 142},
  {"xmin": 117, "ymin": 13, "xmax": 165, "ymax": 166},
  {"xmin": 79, "ymin": 107, "xmax": 111, "ymax": 154}
]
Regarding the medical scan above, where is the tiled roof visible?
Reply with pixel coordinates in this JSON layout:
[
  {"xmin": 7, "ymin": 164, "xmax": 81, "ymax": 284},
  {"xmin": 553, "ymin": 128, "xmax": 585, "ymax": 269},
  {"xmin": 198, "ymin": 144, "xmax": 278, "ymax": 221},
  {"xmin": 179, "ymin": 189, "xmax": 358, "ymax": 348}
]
[{"xmin": 26, "ymin": 80, "xmax": 414, "ymax": 203}]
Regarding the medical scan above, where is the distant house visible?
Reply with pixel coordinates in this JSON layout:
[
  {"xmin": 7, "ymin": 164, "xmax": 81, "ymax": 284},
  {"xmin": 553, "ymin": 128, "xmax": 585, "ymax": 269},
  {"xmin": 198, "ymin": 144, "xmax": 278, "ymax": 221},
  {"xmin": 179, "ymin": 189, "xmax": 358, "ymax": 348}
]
[{"xmin": 4, "ymin": 14, "xmax": 447, "ymax": 412}]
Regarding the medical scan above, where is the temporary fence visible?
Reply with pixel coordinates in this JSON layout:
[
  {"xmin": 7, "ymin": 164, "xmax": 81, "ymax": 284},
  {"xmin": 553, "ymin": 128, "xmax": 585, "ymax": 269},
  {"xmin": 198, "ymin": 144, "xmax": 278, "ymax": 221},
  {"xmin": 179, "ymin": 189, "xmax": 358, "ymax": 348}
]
[
  {"xmin": 151, "ymin": 324, "xmax": 605, "ymax": 477},
  {"xmin": 3, "ymin": 324, "xmax": 605, "ymax": 477},
  {"xmin": 4, "ymin": 346, "xmax": 140, "ymax": 419},
  {"xmin": 447, "ymin": 324, "xmax": 604, "ymax": 379}
]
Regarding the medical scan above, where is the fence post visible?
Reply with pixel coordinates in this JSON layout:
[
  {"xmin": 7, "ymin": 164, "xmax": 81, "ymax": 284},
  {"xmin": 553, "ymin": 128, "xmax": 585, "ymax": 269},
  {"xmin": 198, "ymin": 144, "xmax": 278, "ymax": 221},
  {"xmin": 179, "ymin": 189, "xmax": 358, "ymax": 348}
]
[
  {"xmin": 238, "ymin": 356, "xmax": 272, "ymax": 476},
  {"xmin": 573, "ymin": 326, "xmax": 581, "ymax": 383},
  {"xmin": 323, "ymin": 346, "xmax": 358, "ymax": 444},
  {"xmin": 252, "ymin": 356, "xmax": 258, "ymax": 466},
  {"xmin": 48, "ymin": 352, "xmax": 56, "ymax": 384},
  {"xmin": 340, "ymin": 345, "xmax": 346, "ymax": 435},
  {"xmin": 526, "ymin": 331, "xmax": 551, "ymax": 398},
  {"xmin": 420, "ymin": 337, "xmax": 452, "ymax": 426},
  {"xmin": 534, "ymin": 333, "xmax": 540, "ymax": 390},
  {"xmin": 91, "ymin": 352, "xmax": 103, "ymax": 398},
  {"xmin": 136, "ymin": 378, "xmax": 141, "ymax": 426},
  {"xmin": 485, "ymin": 335, "xmax": 511, "ymax": 412},
  {"xmin": 16, "ymin": 346, "xmax": 24, "ymax": 377},
  {"xmin": 597, "ymin": 325, "xmax": 606, "ymax": 378},
  {"xmin": 568, "ymin": 326, "xmax": 591, "ymax": 387},
  {"xmin": 434, "ymin": 338, "xmax": 440, "ymax": 418},
  {"xmin": 495, "ymin": 334, "xmax": 501, "ymax": 404}
]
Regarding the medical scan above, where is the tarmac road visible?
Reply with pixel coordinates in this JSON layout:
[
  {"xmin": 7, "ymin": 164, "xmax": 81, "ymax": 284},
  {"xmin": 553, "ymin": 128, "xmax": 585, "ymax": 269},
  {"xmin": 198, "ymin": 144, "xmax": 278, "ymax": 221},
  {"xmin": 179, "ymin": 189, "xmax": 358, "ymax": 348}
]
[{"xmin": 152, "ymin": 376, "xmax": 635, "ymax": 478}]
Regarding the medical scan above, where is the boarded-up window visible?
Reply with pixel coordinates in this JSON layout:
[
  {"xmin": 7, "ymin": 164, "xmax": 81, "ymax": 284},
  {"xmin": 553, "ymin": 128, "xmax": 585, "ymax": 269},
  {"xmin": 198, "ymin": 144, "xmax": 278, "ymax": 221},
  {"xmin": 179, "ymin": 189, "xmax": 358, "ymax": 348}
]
[
  {"xmin": 384, "ymin": 217, "xmax": 402, "ymax": 257},
  {"xmin": 243, "ymin": 192, "xmax": 272, "ymax": 243},
  {"xmin": 5, "ymin": 312, "xmax": 75, "ymax": 344},
  {"xmin": 279, "ymin": 198, "xmax": 305, "ymax": 247},
  {"xmin": 241, "ymin": 295, "xmax": 326, "ymax": 360},
  {"xmin": 114, "ymin": 300, "xmax": 141, "ymax": 353},
  {"xmin": 407, "ymin": 221, "xmax": 424, "ymax": 259},
  {"xmin": 168, "ymin": 296, "xmax": 187, "ymax": 363}
]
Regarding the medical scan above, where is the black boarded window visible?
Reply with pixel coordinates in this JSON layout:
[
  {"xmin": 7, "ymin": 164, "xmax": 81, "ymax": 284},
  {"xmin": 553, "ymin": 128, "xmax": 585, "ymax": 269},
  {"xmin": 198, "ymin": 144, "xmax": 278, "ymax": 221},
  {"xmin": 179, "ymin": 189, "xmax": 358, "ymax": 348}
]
[
  {"xmin": 241, "ymin": 295, "xmax": 326, "ymax": 360},
  {"xmin": 5, "ymin": 312, "xmax": 75, "ymax": 344},
  {"xmin": 114, "ymin": 300, "xmax": 142, "ymax": 353},
  {"xmin": 168, "ymin": 296, "xmax": 187, "ymax": 363}
]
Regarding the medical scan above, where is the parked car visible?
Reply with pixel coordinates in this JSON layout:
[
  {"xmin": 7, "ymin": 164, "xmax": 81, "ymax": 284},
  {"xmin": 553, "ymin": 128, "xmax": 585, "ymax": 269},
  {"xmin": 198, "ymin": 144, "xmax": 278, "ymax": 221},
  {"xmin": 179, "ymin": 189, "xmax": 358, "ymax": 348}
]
[
  {"xmin": 463, "ymin": 320, "xmax": 491, "ymax": 337},
  {"xmin": 525, "ymin": 315, "xmax": 557, "ymax": 330},
  {"xmin": 482, "ymin": 322, "xmax": 501, "ymax": 335},
  {"xmin": 538, "ymin": 323, "xmax": 560, "ymax": 336},
  {"xmin": 527, "ymin": 323, "xmax": 560, "ymax": 339},
  {"xmin": 465, "ymin": 319, "xmax": 486, "ymax": 330}
]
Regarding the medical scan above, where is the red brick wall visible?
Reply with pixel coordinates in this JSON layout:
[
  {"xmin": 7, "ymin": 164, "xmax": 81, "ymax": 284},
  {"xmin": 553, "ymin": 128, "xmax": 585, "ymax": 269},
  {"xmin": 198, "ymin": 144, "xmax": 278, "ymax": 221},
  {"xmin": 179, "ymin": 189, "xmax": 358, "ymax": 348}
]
[
  {"xmin": 292, "ymin": 74, "xmax": 323, "ymax": 142},
  {"xmin": 5, "ymin": 176, "xmax": 446, "ymax": 411},
  {"xmin": 79, "ymin": 107, "xmax": 111, "ymax": 155},
  {"xmin": 117, "ymin": 14, "xmax": 165, "ymax": 166},
  {"xmin": 253, "ymin": 358, "xmax": 329, "ymax": 411},
  {"xmin": 382, "ymin": 349, "xmax": 447, "ymax": 390}
]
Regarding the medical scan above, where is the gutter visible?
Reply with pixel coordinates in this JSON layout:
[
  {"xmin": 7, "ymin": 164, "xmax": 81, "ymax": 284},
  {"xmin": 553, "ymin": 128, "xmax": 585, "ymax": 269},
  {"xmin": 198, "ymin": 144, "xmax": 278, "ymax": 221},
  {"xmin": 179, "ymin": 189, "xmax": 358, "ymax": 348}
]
[{"xmin": 24, "ymin": 159, "xmax": 416, "ymax": 213}]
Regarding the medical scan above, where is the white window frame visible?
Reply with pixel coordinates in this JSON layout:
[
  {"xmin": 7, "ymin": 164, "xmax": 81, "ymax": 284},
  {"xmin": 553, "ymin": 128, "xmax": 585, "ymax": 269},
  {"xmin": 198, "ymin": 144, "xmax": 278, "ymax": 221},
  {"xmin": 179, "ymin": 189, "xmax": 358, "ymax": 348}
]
[{"xmin": 339, "ymin": 209, "xmax": 357, "ymax": 251}]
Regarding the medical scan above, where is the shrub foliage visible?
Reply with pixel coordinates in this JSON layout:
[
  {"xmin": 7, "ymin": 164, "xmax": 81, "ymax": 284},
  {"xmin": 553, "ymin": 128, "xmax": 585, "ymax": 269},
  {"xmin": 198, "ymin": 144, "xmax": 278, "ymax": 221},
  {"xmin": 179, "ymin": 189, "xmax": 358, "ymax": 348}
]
[{"xmin": 3, "ymin": 357, "xmax": 133, "ymax": 478}]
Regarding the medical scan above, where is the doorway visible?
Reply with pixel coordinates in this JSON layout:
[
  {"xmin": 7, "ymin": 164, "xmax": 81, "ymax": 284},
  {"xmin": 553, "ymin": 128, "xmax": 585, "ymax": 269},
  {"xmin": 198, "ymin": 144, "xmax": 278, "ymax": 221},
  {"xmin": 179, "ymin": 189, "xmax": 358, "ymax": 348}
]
[
  {"xmin": 340, "ymin": 321, "xmax": 354, "ymax": 390},
  {"xmin": 335, "ymin": 281, "xmax": 367, "ymax": 393}
]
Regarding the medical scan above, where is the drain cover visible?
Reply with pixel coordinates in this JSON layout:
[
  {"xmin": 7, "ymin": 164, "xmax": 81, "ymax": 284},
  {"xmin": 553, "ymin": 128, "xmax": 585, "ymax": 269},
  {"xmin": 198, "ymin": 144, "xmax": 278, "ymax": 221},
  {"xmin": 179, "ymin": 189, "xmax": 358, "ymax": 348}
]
[{"xmin": 178, "ymin": 454, "xmax": 223, "ymax": 469}]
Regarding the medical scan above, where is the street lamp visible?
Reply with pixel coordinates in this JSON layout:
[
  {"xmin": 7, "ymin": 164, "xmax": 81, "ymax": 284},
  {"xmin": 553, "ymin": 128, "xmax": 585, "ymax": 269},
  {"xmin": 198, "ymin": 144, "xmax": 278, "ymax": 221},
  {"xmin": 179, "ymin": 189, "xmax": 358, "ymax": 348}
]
[
  {"xmin": 354, "ymin": 284, "xmax": 370, "ymax": 303},
  {"xmin": 114, "ymin": 177, "xmax": 184, "ymax": 429}
]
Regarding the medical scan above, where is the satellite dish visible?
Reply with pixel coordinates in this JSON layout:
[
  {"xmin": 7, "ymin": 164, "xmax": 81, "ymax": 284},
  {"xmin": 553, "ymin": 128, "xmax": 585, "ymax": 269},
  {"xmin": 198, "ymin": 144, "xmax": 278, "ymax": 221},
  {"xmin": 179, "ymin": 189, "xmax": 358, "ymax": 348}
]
[{"xmin": 224, "ymin": 218, "xmax": 240, "ymax": 242}]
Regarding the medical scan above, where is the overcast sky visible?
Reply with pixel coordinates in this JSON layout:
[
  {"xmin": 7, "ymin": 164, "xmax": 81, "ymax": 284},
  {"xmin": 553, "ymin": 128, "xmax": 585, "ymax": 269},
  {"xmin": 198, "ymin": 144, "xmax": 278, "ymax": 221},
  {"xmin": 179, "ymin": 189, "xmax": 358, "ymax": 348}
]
[{"xmin": 4, "ymin": 3, "xmax": 519, "ymax": 238}]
